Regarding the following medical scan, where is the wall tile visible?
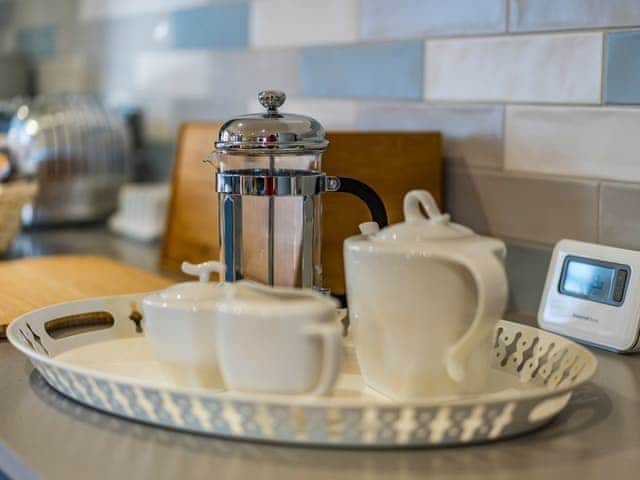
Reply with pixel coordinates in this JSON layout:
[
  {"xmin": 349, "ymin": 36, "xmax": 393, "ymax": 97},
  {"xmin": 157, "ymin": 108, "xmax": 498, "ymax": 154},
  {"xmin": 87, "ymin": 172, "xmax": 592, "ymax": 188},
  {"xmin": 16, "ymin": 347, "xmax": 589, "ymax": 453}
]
[
  {"xmin": 505, "ymin": 241, "xmax": 552, "ymax": 315},
  {"xmin": 250, "ymin": 0, "xmax": 357, "ymax": 48},
  {"xmin": 277, "ymin": 98, "xmax": 358, "ymax": 130},
  {"xmin": 36, "ymin": 55, "xmax": 91, "ymax": 95},
  {"xmin": 9, "ymin": 0, "xmax": 76, "ymax": 28},
  {"xmin": 510, "ymin": 0, "xmax": 640, "ymax": 32},
  {"xmin": 73, "ymin": 14, "xmax": 172, "ymax": 95},
  {"xmin": 599, "ymin": 182, "xmax": 640, "ymax": 250},
  {"xmin": 445, "ymin": 167, "xmax": 599, "ymax": 245},
  {"xmin": 141, "ymin": 140, "xmax": 176, "ymax": 181},
  {"xmin": 135, "ymin": 51, "xmax": 213, "ymax": 98},
  {"xmin": 425, "ymin": 33, "xmax": 602, "ymax": 103},
  {"xmin": 0, "ymin": 55, "xmax": 28, "ymax": 97},
  {"xmin": 75, "ymin": 14, "xmax": 172, "ymax": 56},
  {"xmin": 16, "ymin": 25, "xmax": 56, "ymax": 59},
  {"xmin": 300, "ymin": 41, "xmax": 423, "ymax": 99},
  {"xmin": 135, "ymin": 49, "xmax": 298, "ymax": 99},
  {"xmin": 356, "ymin": 102, "xmax": 503, "ymax": 168},
  {"xmin": 361, "ymin": 0, "xmax": 505, "ymax": 40},
  {"xmin": 605, "ymin": 30, "xmax": 640, "ymax": 105},
  {"xmin": 79, "ymin": 0, "xmax": 208, "ymax": 21},
  {"xmin": 207, "ymin": 49, "xmax": 300, "ymax": 99},
  {"xmin": 505, "ymin": 106, "xmax": 640, "ymax": 182},
  {"xmin": 172, "ymin": 3, "xmax": 248, "ymax": 49}
]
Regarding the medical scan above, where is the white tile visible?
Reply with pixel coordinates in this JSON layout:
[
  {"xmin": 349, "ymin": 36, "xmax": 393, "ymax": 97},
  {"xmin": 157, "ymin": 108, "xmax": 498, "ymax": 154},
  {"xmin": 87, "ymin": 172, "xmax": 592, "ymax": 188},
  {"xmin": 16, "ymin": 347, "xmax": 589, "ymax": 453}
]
[
  {"xmin": 250, "ymin": 0, "xmax": 358, "ymax": 47},
  {"xmin": 505, "ymin": 105, "xmax": 640, "ymax": 182},
  {"xmin": 425, "ymin": 33, "xmax": 603, "ymax": 103},
  {"xmin": 36, "ymin": 55, "xmax": 91, "ymax": 94},
  {"xmin": 209, "ymin": 49, "xmax": 300, "ymax": 100},
  {"xmin": 357, "ymin": 102, "xmax": 503, "ymax": 168},
  {"xmin": 78, "ymin": 0, "xmax": 208, "ymax": 21},
  {"xmin": 134, "ymin": 51, "xmax": 212, "ymax": 98},
  {"xmin": 270, "ymin": 98, "xmax": 358, "ymax": 131}
]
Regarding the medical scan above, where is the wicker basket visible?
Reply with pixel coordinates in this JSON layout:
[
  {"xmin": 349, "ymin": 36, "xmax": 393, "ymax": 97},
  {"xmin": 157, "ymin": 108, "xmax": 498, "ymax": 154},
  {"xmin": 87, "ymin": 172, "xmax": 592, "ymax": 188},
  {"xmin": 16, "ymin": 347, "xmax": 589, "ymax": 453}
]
[{"xmin": 0, "ymin": 180, "xmax": 38, "ymax": 254}]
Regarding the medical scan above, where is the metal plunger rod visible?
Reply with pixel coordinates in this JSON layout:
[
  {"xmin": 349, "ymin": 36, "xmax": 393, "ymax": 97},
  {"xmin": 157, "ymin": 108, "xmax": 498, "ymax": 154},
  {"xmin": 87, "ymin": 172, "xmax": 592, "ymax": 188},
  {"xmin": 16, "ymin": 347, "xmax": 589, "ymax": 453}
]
[{"xmin": 267, "ymin": 155, "xmax": 275, "ymax": 285}]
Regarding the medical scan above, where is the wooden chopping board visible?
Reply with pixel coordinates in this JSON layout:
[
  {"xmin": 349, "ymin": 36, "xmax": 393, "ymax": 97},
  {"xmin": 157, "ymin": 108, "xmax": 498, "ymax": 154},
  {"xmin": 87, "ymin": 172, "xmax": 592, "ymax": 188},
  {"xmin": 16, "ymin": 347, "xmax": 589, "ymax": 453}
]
[
  {"xmin": 162, "ymin": 123, "xmax": 442, "ymax": 294},
  {"xmin": 0, "ymin": 255, "xmax": 173, "ymax": 337}
]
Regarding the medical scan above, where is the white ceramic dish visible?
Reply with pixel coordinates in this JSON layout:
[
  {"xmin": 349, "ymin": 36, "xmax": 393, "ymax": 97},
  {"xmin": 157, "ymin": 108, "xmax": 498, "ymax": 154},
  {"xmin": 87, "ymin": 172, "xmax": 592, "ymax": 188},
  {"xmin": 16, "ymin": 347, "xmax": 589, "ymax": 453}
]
[{"xmin": 7, "ymin": 294, "xmax": 597, "ymax": 448}]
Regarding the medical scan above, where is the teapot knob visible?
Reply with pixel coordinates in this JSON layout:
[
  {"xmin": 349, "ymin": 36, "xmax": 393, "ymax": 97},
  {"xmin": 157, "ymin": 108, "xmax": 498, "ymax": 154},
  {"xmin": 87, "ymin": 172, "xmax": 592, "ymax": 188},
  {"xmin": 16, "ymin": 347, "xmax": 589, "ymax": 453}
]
[
  {"xmin": 403, "ymin": 190, "xmax": 449, "ymax": 224},
  {"xmin": 358, "ymin": 221, "xmax": 380, "ymax": 235},
  {"xmin": 181, "ymin": 261, "xmax": 226, "ymax": 282}
]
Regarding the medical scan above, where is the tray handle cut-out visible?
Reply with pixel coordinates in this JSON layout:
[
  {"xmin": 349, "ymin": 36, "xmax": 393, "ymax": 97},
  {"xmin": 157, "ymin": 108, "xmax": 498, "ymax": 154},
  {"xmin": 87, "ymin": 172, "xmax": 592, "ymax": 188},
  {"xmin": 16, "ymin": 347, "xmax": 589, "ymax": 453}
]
[{"xmin": 45, "ymin": 311, "xmax": 115, "ymax": 339}]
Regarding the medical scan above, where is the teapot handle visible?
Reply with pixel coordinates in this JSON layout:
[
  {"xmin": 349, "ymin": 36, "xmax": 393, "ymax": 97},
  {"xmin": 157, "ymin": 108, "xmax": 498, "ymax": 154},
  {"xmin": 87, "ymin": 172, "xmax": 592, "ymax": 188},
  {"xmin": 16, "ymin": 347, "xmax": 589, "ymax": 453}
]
[{"xmin": 435, "ymin": 248, "xmax": 508, "ymax": 383}]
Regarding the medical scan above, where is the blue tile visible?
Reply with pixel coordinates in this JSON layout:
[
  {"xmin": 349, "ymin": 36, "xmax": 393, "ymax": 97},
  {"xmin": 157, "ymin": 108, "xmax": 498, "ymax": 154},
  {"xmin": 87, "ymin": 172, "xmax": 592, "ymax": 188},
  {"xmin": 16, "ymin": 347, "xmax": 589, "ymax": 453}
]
[
  {"xmin": 171, "ymin": 2, "xmax": 248, "ymax": 50},
  {"xmin": 300, "ymin": 41, "xmax": 423, "ymax": 99},
  {"xmin": 361, "ymin": 0, "xmax": 505, "ymax": 39},
  {"xmin": 605, "ymin": 30, "xmax": 640, "ymax": 105},
  {"xmin": 510, "ymin": 0, "xmax": 640, "ymax": 32},
  {"xmin": 16, "ymin": 25, "xmax": 56, "ymax": 59}
]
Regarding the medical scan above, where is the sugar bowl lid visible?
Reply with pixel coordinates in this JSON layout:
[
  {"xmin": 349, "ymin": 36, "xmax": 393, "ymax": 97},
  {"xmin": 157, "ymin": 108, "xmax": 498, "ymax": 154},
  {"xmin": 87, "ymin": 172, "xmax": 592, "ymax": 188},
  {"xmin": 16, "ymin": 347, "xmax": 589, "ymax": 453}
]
[
  {"xmin": 142, "ymin": 261, "xmax": 226, "ymax": 309},
  {"xmin": 214, "ymin": 90, "xmax": 329, "ymax": 154}
]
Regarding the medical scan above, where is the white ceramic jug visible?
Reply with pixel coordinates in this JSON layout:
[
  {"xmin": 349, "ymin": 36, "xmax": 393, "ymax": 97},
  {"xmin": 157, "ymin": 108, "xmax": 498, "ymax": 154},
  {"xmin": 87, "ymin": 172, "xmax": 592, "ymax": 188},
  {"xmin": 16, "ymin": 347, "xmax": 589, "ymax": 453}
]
[{"xmin": 343, "ymin": 190, "xmax": 508, "ymax": 399}]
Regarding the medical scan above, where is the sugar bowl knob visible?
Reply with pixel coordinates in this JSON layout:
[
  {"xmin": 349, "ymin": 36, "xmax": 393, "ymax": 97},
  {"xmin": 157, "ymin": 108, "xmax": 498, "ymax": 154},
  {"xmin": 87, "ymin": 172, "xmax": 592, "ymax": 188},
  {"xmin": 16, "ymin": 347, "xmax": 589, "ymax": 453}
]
[{"xmin": 258, "ymin": 90, "xmax": 286, "ymax": 112}]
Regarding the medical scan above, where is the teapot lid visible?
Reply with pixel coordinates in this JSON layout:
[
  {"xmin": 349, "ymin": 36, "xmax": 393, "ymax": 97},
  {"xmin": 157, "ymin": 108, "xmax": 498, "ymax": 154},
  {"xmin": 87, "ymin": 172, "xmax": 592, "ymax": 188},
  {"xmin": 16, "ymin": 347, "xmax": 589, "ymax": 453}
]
[
  {"xmin": 370, "ymin": 190, "xmax": 474, "ymax": 243},
  {"xmin": 143, "ymin": 261, "xmax": 225, "ymax": 307},
  {"xmin": 214, "ymin": 90, "xmax": 329, "ymax": 155}
]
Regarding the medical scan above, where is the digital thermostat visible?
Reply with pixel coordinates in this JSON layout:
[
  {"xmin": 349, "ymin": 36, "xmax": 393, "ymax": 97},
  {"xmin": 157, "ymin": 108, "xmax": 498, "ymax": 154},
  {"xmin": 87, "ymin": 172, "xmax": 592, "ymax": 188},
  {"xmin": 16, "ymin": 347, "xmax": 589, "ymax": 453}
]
[{"xmin": 538, "ymin": 239, "xmax": 640, "ymax": 352}]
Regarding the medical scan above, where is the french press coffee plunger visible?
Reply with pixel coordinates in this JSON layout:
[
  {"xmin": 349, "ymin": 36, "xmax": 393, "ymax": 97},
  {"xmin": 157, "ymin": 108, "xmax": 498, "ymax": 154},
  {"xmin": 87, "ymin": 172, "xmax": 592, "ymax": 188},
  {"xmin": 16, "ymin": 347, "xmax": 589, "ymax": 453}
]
[{"xmin": 211, "ymin": 90, "xmax": 388, "ymax": 290}]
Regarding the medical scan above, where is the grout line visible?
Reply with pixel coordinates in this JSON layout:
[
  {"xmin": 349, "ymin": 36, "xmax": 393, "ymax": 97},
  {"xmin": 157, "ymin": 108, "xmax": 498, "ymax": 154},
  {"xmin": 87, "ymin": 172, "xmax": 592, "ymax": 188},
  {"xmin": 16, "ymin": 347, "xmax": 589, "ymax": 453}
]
[
  {"xmin": 288, "ymin": 96, "xmax": 640, "ymax": 109},
  {"xmin": 596, "ymin": 181, "xmax": 602, "ymax": 243},
  {"xmin": 600, "ymin": 31, "xmax": 607, "ymax": 105},
  {"xmin": 501, "ymin": 103, "xmax": 507, "ymax": 171},
  {"xmin": 504, "ymin": 0, "xmax": 510, "ymax": 33}
]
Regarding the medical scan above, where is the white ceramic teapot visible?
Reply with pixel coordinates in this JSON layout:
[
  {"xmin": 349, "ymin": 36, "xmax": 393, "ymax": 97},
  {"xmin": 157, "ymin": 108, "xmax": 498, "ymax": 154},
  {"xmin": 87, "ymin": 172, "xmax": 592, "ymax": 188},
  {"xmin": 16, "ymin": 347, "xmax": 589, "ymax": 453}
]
[{"xmin": 343, "ymin": 190, "xmax": 508, "ymax": 399}]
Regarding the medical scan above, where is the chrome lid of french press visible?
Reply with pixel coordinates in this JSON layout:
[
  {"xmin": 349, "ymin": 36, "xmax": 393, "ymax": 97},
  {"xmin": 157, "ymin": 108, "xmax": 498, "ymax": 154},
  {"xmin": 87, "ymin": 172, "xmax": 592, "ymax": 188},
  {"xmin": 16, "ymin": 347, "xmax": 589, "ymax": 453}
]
[{"xmin": 214, "ymin": 90, "xmax": 329, "ymax": 154}]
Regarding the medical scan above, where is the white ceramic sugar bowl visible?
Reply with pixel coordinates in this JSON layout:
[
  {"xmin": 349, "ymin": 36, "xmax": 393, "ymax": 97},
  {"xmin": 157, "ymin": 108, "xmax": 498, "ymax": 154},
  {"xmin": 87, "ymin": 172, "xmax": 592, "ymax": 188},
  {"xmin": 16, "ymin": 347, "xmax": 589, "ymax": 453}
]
[
  {"xmin": 142, "ymin": 261, "xmax": 226, "ymax": 389},
  {"xmin": 344, "ymin": 190, "xmax": 508, "ymax": 400}
]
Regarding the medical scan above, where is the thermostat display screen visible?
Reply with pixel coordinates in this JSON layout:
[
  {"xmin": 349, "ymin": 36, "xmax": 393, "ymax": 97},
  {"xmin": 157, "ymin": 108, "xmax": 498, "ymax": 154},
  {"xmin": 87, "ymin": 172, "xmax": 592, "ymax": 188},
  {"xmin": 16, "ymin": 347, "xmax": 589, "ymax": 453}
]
[
  {"xmin": 559, "ymin": 255, "xmax": 630, "ymax": 306},
  {"xmin": 562, "ymin": 260, "xmax": 614, "ymax": 300}
]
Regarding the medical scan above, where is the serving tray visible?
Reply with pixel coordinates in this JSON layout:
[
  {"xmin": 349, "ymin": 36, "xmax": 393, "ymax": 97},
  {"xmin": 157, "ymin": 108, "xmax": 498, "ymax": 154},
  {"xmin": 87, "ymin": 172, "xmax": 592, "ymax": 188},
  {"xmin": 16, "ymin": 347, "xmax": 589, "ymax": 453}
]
[{"xmin": 7, "ymin": 294, "xmax": 597, "ymax": 447}]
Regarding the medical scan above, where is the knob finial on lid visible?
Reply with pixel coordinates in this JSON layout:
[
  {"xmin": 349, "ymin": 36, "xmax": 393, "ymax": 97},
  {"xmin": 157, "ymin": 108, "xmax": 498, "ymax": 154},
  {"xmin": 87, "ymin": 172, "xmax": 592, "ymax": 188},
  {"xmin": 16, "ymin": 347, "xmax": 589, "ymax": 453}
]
[{"xmin": 258, "ymin": 90, "xmax": 286, "ymax": 112}]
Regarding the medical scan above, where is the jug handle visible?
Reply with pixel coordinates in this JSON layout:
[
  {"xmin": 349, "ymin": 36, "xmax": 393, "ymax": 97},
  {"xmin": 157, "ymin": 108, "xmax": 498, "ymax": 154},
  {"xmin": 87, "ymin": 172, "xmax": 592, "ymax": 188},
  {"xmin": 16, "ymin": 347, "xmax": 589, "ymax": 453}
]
[
  {"xmin": 435, "ymin": 249, "xmax": 508, "ymax": 383},
  {"xmin": 326, "ymin": 176, "xmax": 388, "ymax": 228}
]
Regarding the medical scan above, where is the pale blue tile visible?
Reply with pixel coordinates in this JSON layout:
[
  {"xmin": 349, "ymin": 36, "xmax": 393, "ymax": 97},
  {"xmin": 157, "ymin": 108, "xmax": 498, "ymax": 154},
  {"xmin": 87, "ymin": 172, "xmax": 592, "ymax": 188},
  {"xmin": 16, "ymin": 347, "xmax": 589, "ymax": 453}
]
[
  {"xmin": 171, "ymin": 2, "xmax": 248, "ymax": 49},
  {"xmin": 361, "ymin": 0, "xmax": 505, "ymax": 39},
  {"xmin": 300, "ymin": 41, "xmax": 423, "ymax": 99},
  {"xmin": 16, "ymin": 25, "xmax": 56, "ymax": 59},
  {"xmin": 605, "ymin": 30, "xmax": 640, "ymax": 104},
  {"xmin": 510, "ymin": 0, "xmax": 640, "ymax": 32}
]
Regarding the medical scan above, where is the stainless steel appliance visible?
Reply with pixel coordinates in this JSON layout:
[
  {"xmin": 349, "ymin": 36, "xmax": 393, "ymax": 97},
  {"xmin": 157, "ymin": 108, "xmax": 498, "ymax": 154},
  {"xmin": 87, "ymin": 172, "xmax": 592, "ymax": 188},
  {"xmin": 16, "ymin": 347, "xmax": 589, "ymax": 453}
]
[
  {"xmin": 211, "ymin": 90, "xmax": 388, "ymax": 290},
  {"xmin": 6, "ymin": 95, "xmax": 132, "ymax": 225}
]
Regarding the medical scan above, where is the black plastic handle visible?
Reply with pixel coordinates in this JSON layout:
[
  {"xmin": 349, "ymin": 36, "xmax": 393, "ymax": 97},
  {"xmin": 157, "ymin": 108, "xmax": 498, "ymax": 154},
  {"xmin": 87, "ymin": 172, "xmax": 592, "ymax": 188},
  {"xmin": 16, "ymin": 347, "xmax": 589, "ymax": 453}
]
[{"xmin": 333, "ymin": 177, "xmax": 388, "ymax": 228}]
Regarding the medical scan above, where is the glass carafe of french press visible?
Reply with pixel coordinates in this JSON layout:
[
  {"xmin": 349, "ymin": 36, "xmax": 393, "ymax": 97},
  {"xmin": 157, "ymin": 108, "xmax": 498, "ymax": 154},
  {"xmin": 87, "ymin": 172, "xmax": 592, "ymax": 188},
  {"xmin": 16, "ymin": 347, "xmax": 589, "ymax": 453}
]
[{"xmin": 212, "ymin": 90, "xmax": 387, "ymax": 290}]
